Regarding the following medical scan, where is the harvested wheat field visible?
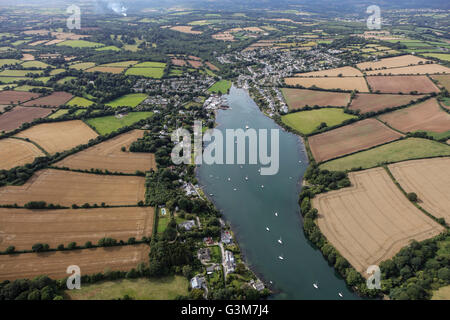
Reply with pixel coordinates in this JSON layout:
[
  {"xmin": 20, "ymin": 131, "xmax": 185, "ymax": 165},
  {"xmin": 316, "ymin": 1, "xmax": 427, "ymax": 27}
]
[
  {"xmin": 0, "ymin": 244, "xmax": 149, "ymax": 281},
  {"xmin": 313, "ymin": 167, "xmax": 444, "ymax": 274},
  {"xmin": 349, "ymin": 93, "xmax": 425, "ymax": 114},
  {"xmin": 282, "ymin": 88, "xmax": 350, "ymax": 110},
  {"xmin": 0, "ymin": 106, "xmax": 54, "ymax": 132},
  {"xmin": 431, "ymin": 74, "xmax": 450, "ymax": 91},
  {"xmin": 15, "ymin": 120, "xmax": 98, "ymax": 154},
  {"xmin": 0, "ymin": 207, "xmax": 154, "ymax": 251},
  {"xmin": 188, "ymin": 60, "xmax": 202, "ymax": 68},
  {"xmin": 205, "ymin": 62, "xmax": 219, "ymax": 71},
  {"xmin": 388, "ymin": 158, "xmax": 450, "ymax": 222},
  {"xmin": 367, "ymin": 75, "xmax": 440, "ymax": 94},
  {"xmin": 0, "ymin": 138, "xmax": 44, "ymax": 170},
  {"xmin": 365, "ymin": 63, "xmax": 450, "ymax": 76},
  {"xmin": 284, "ymin": 77, "xmax": 369, "ymax": 92},
  {"xmin": 85, "ymin": 66, "xmax": 126, "ymax": 74},
  {"xmin": 171, "ymin": 58, "xmax": 186, "ymax": 66},
  {"xmin": 378, "ymin": 98, "xmax": 450, "ymax": 134},
  {"xmin": 55, "ymin": 130, "xmax": 156, "ymax": 173},
  {"xmin": 357, "ymin": 55, "xmax": 430, "ymax": 71},
  {"xmin": 308, "ymin": 119, "xmax": 404, "ymax": 162},
  {"xmin": 22, "ymin": 91, "xmax": 73, "ymax": 107},
  {"xmin": 170, "ymin": 26, "xmax": 202, "ymax": 34},
  {"xmin": 295, "ymin": 66, "xmax": 363, "ymax": 77},
  {"xmin": 0, "ymin": 90, "xmax": 40, "ymax": 104},
  {"xmin": 0, "ymin": 169, "xmax": 145, "ymax": 206}
]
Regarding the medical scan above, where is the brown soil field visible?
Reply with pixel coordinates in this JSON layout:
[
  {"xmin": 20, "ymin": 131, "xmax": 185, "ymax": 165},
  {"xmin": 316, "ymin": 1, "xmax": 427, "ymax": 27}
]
[
  {"xmin": 0, "ymin": 207, "xmax": 154, "ymax": 251},
  {"xmin": 45, "ymin": 39, "xmax": 64, "ymax": 46},
  {"xmin": 367, "ymin": 75, "xmax": 440, "ymax": 94},
  {"xmin": 378, "ymin": 98, "xmax": 450, "ymax": 133},
  {"xmin": 22, "ymin": 91, "xmax": 73, "ymax": 107},
  {"xmin": 357, "ymin": 55, "xmax": 430, "ymax": 71},
  {"xmin": 389, "ymin": 158, "xmax": 450, "ymax": 222},
  {"xmin": 54, "ymin": 130, "xmax": 156, "ymax": 173},
  {"xmin": 0, "ymin": 244, "xmax": 149, "ymax": 281},
  {"xmin": 170, "ymin": 26, "xmax": 202, "ymax": 34},
  {"xmin": 0, "ymin": 91, "xmax": 40, "ymax": 104},
  {"xmin": 212, "ymin": 32, "xmax": 235, "ymax": 41},
  {"xmin": 0, "ymin": 138, "xmax": 44, "ymax": 170},
  {"xmin": 0, "ymin": 105, "xmax": 8, "ymax": 113},
  {"xmin": 15, "ymin": 120, "xmax": 98, "ymax": 154},
  {"xmin": 51, "ymin": 32, "xmax": 90, "ymax": 40},
  {"xmin": 187, "ymin": 60, "xmax": 202, "ymax": 68},
  {"xmin": 366, "ymin": 64, "xmax": 450, "ymax": 76},
  {"xmin": 349, "ymin": 93, "xmax": 425, "ymax": 114},
  {"xmin": 313, "ymin": 167, "xmax": 444, "ymax": 274},
  {"xmin": 0, "ymin": 106, "xmax": 54, "ymax": 132},
  {"xmin": 0, "ymin": 169, "xmax": 146, "ymax": 206},
  {"xmin": 85, "ymin": 66, "xmax": 125, "ymax": 74},
  {"xmin": 21, "ymin": 53, "xmax": 34, "ymax": 61},
  {"xmin": 309, "ymin": 119, "xmax": 404, "ymax": 162},
  {"xmin": 29, "ymin": 40, "xmax": 48, "ymax": 46},
  {"xmin": 295, "ymin": 66, "xmax": 363, "ymax": 77},
  {"xmin": 205, "ymin": 62, "xmax": 219, "ymax": 71},
  {"xmin": 284, "ymin": 77, "xmax": 369, "ymax": 92},
  {"xmin": 171, "ymin": 59, "xmax": 186, "ymax": 66},
  {"xmin": 188, "ymin": 55, "xmax": 201, "ymax": 61},
  {"xmin": 282, "ymin": 88, "xmax": 350, "ymax": 110},
  {"xmin": 431, "ymin": 74, "xmax": 450, "ymax": 91},
  {"xmin": 23, "ymin": 29, "xmax": 49, "ymax": 35}
]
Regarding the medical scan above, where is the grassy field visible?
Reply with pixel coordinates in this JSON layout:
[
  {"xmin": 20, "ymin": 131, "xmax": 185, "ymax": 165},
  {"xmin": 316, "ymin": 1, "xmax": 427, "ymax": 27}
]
[
  {"xmin": 21, "ymin": 60, "xmax": 51, "ymax": 69},
  {"xmin": 85, "ymin": 112, "xmax": 153, "ymax": 135},
  {"xmin": 69, "ymin": 62, "xmax": 96, "ymax": 70},
  {"xmin": 48, "ymin": 109, "xmax": 69, "ymax": 119},
  {"xmin": 57, "ymin": 40, "xmax": 104, "ymax": 48},
  {"xmin": 422, "ymin": 53, "xmax": 450, "ymax": 62},
  {"xmin": 208, "ymin": 80, "xmax": 231, "ymax": 94},
  {"xmin": 57, "ymin": 76, "xmax": 77, "ymax": 84},
  {"xmin": 14, "ymin": 85, "xmax": 49, "ymax": 91},
  {"xmin": 65, "ymin": 276, "xmax": 188, "ymax": 300},
  {"xmin": 281, "ymin": 108, "xmax": 356, "ymax": 134},
  {"xmin": 133, "ymin": 61, "xmax": 166, "ymax": 68},
  {"xmin": 0, "ymin": 76, "xmax": 28, "ymax": 83},
  {"xmin": 0, "ymin": 59, "xmax": 21, "ymax": 67},
  {"xmin": 125, "ymin": 67, "xmax": 164, "ymax": 78},
  {"xmin": 106, "ymin": 93, "xmax": 148, "ymax": 108},
  {"xmin": 320, "ymin": 138, "xmax": 450, "ymax": 171},
  {"xmin": 95, "ymin": 45, "xmax": 121, "ymax": 51},
  {"xmin": 210, "ymin": 245, "xmax": 222, "ymax": 263},
  {"xmin": 0, "ymin": 70, "xmax": 42, "ymax": 76},
  {"xmin": 66, "ymin": 96, "xmax": 94, "ymax": 107},
  {"xmin": 157, "ymin": 214, "xmax": 170, "ymax": 234},
  {"xmin": 432, "ymin": 286, "xmax": 450, "ymax": 300}
]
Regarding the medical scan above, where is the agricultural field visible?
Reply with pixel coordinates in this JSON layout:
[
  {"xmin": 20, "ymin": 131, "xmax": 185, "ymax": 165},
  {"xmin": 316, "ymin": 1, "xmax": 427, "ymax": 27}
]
[
  {"xmin": 170, "ymin": 26, "xmax": 202, "ymax": 34},
  {"xmin": 15, "ymin": 120, "xmax": 98, "ymax": 154},
  {"xmin": 56, "ymin": 40, "xmax": 104, "ymax": 48},
  {"xmin": 378, "ymin": 98, "xmax": 450, "ymax": 134},
  {"xmin": 66, "ymin": 96, "xmax": 94, "ymax": 107},
  {"xmin": 133, "ymin": 61, "xmax": 166, "ymax": 68},
  {"xmin": 69, "ymin": 62, "xmax": 96, "ymax": 70},
  {"xmin": 432, "ymin": 286, "xmax": 450, "ymax": 300},
  {"xmin": 55, "ymin": 130, "xmax": 156, "ymax": 174},
  {"xmin": 422, "ymin": 53, "xmax": 450, "ymax": 62},
  {"xmin": 14, "ymin": 85, "xmax": 50, "ymax": 92},
  {"xmin": 313, "ymin": 167, "xmax": 444, "ymax": 274},
  {"xmin": 20, "ymin": 60, "xmax": 51, "ymax": 69},
  {"xmin": 0, "ymin": 138, "xmax": 44, "ymax": 170},
  {"xmin": 0, "ymin": 106, "xmax": 54, "ymax": 132},
  {"xmin": 48, "ymin": 109, "xmax": 69, "ymax": 119},
  {"xmin": 22, "ymin": 91, "xmax": 73, "ymax": 107},
  {"xmin": 125, "ymin": 67, "xmax": 164, "ymax": 78},
  {"xmin": 320, "ymin": 138, "xmax": 450, "ymax": 171},
  {"xmin": 0, "ymin": 206, "xmax": 154, "ymax": 251},
  {"xmin": 389, "ymin": 158, "xmax": 450, "ymax": 222},
  {"xmin": 431, "ymin": 74, "xmax": 450, "ymax": 91},
  {"xmin": 281, "ymin": 108, "xmax": 357, "ymax": 134},
  {"xmin": 308, "ymin": 119, "xmax": 404, "ymax": 162},
  {"xmin": 105, "ymin": 93, "xmax": 148, "ymax": 108},
  {"xmin": 208, "ymin": 80, "xmax": 231, "ymax": 93},
  {"xmin": 0, "ymin": 244, "xmax": 149, "ymax": 281},
  {"xmin": 85, "ymin": 112, "xmax": 153, "ymax": 135},
  {"xmin": 348, "ymin": 93, "xmax": 425, "ymax": 114},
  {"xmin": 0, "ymin": 70, "xmax": 42, "ymax": 77},
  {"xmin": 0, "ymin": 169, "xmax": 146, "ymax": 206},
  {"xmin": 0, "ymin": 90, "xmax": 40, "ymax": 104},
  {"xmin": 356, "ymin": 55, "xmax": 430, "ymax": 71},
  {"xmin": 284, "ymin": 77, "xmax": 369, "ymax": 92},
  {"xmin": 281, "ymin": 88, "xmax": 350, "ymax": 110},
  {"xmin": 295, "ymin": 66, "xmax": 363, "ymax": 77},
  {"xmin": 367, "ymin": 75, "xmax": 440, "ymax": 94},
  {"xmin": 86, "ymin": 66, "xmax": 126, "ymax": 74},
  {"xmin": 65, "ymin": 276, "xmax": 188, "ymax": 300},
  {"xmin": 365, "ymin": 64, "xmax": 450, "ymax": 76},
  {"xmin": 0, "ymin": 59, "xmax": 21, "ymax": 67}
]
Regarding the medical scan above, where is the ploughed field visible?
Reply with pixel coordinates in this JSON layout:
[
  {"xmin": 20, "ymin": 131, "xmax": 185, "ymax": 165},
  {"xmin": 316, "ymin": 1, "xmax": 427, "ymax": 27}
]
[
  {"xmin": 0, "ymin": 207, "xmax": 154, "ymax": 251},
  {"xmin": 0, "ymin": 91, "xmax": 40, "ymax": 104},
  {"xmin": 312, "ymin": 167, "xmax": 444, "ymax": 274},
  {"xmin": 21, "ymin": 91, "xmax": 73, "ymax": 107},
  {"xmin": 0, "ymin": 138, "xmax": 44, "ymax": 170},
  {"xmin": 366, "ymin": 75, "xmax": 440, "ymax": 94},
  {"xmin": 0, "ymin": 244, "xmax": 150, "ymax": 281},
  {"xmin": 284, "ymin": 77, "xmax": 369, "ymax": 92},
  {"xmin": 348, "ymin": 93, "xmax": 425, "ymax": 114},
  {"xmin": 55, "ymin": 130, "xmax": 156, "ymax": 174},
  {"xmin": 0, "ymin": 106, "xmax": 54, "ymax": 132},
  {"xmin": 0, "ymin": 169, "xmax": 146, "ymax": 206},
  {"xmin": 388, "ymin": 158, "xmax": 450, "ymax": 222},
  {"xmin": 308, "ymin": 119, "xmax": 404, "ymax": 163},
  {"xmin": 281, "ymin": 88, "xmax": 350, "ymax": 110},
  {"xmin": 294, "ymin": 66, "xmax": 363, "ymax": 77},
  {"xmin": 356, "ymin": 55, "xmax": 430, "ymax": 71}
]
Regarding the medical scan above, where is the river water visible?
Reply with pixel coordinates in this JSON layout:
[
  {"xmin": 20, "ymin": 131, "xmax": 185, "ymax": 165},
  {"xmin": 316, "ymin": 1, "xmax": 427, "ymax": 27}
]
[{"xmin": 197, "ymin": 87, "xmax": 359, "ymax": 300}]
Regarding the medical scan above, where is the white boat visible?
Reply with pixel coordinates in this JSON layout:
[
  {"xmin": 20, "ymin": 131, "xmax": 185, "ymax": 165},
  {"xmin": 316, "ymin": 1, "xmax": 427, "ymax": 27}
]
[
  {"xmin": 278, "ymin": 255, "xmax": 284, "ymax": 260},
  {"xmin": 209, "ymin": 193, "xmax": 214, "ymax": 196},
  {"xmin": 274, "ymin": 212, "xmax": 278, "ymax": 216},
  {"xmin": 338, "ymin": 292, "xmax": 343, "ymax": 298},
  {"xmin": 227, "ymin": 177, "xmax": 231, "ymax": 181},
  {"xmin": 245, "ymin": 125, "xmax": 249, "ymax": 129},
  {"xmin": 313, "ymin": 282, "xmax": 319, "ymax": 289},
  {"xmin": 266, "ymin": 227, "xmax": 270, "ymax": 231},
  {"xmin": 261, "ymin": 185, "xmax": 264, "ymax": 188},
  {"xmin": 245, "ymin": 176, "xmax": 248, "ymax": 181},
  {"xmin": 233, "ymin": 188, "xmax": 237, "ymax": 191},
  {"xmin": 278, "ymin": 237, "xmax": 283, "ymax": 244}
]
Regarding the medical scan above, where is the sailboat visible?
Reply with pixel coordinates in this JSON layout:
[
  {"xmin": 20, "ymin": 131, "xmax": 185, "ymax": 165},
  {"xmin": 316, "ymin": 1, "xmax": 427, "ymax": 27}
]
[
  {"xmin": 278, "ymin": 255, "xmax": 284, "ymax": 260},
  {"xmin": 274, "ymin": 212, "xmax": 278, "ymax": 216},
  {"xmin": 278, "ymin": 237, "xmax": 283, "ymax": 244},
  {"xmin": 338, "ymin": 292, "xmax": 343, "ymax": 298},
  {"xmin": 261, "ymin": 185, "xmax": 264, "ymax": 188},
  {"xmin": 266, "ymin": 227, "xmax": 270, "ymax": 232},
  {"xmin": 245, "ymin": 176, "xmax": 248, "ymax": 181},
  {"xmin": 313, "ymin": 282, "xmax": 319, "ymax": 289},
  {"xmin": 245, "ymin": 125, "xmax": 249, "ymax": 129},
  {"xmin": 227, "ymin": 177, "xmax": 231, "ymax": 181}
]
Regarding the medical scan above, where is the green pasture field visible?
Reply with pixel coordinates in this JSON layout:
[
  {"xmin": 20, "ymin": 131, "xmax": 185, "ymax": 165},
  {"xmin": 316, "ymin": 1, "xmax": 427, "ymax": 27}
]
[
  {"xmin": 0, "ymin": 70, "xmax": 42, "ymax": 76},
  {"xmin": 281, "ymin": 108, "xmax": 356, "ymax": 134},
  {"xmin": 48, "ymin": 109, "xmax": 69, "ymax": 119},
  {"xmin": 133, "ymin": 61, "xmax": 166, "ymax": 68},
  {"xmin": 14, "ymin": 85, "xmax": 50, "ymax": 91},
  {"xmin": 56, "ymin": 40, "xmax": 104, "ymax": 48},
  {"xmin": 0, "ymin": 76, "xmax": 28, "ymax": 83},
  {"xmin": 85, "ymin": 111, "xmax": 153, "ymax": 135},
  {"xmin": 421, "ymin": 53, "xmax": 450, "ymax": 62},
  {"xmin": 50, "ymin": 68, "xmax": 66, "ymax": 76},
  {"xmin": 95, "ymin": 46, "xmax": 121, "ymax": 51},
  {"xmin": 69, "ymin": 62, "xmax": 96, "ymax": 70},
  {"xmin": 66, "ymin": 96, "xmax": 94, "ymax": 107},
  {"xmin": 57, "ymin": 76, "xmax": 77, "ymax": 84},
  {"xmin": 320, "ymin": 138, "xmax": 450, "ymax": 171},
  {"xmin": 21, "ymin": 60, "xmax": 51, "ymax": 69},
  {"xmin": 125, "ymin": 67, "xmax": 164, "ymax": 78},
  {"xmin": 105, "ymin": 93, "xmax": 148, "ymax": 108},
  {"xmin": 208, "ymin": 80, "xmax": 231, "ymax": 94}
]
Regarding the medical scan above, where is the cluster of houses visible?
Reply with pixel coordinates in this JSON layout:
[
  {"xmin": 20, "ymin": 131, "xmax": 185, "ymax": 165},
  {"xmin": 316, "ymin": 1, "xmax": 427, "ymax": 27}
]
[
  {"xmin": 203, "ymin": 94, "xmax": 228, "ymax": 110},
  {"xmin": 133, "ymin": 76, "xmax": 215, "ymax": 96}
]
